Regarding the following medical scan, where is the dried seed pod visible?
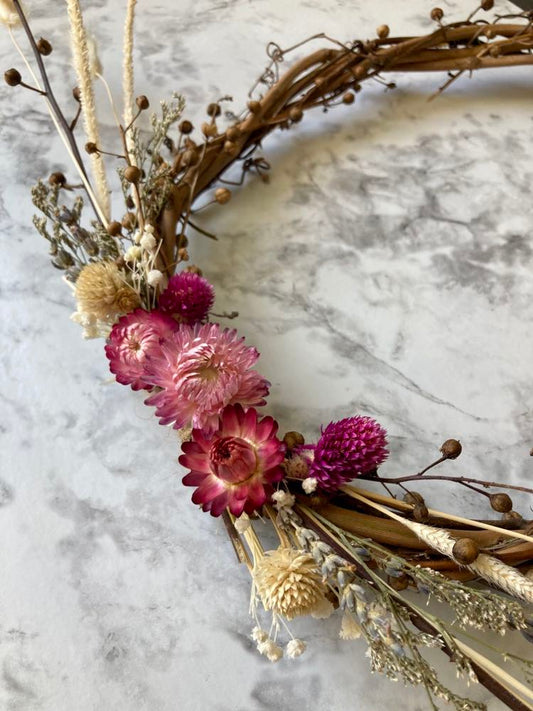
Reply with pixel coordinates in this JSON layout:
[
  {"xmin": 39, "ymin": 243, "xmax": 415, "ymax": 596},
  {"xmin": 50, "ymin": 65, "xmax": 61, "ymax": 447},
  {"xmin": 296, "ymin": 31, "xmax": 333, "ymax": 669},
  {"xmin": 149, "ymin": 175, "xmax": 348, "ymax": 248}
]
[
  {"xmin": 342, "ymin": 92, "xmax": 355, "ymax": 105},
  {"xmin": 178, "ymin": 247, "xmax": 189, "ymax": 261},
  {"xmin": 223, "ymin": 140, "xmax": 238, "ymax": 154},
  {"xmin": 283, "ymin": 431, "xmax": 305, "ymax": 450},
  {"xmin": 202, "ymin": 122, "xmax": 218, "ymax": 138},
  {"xmin": 247, "ymin": 100, "xmax": 261, "ymax": 114},
  {"xmin": 430, "ymin": 7, "xmax": 444, "ymax": 21},
  {"xmin": 184, "ymin": 265, "xmax": 203, "ymax": 276},
  {"xmin": 177, "ymin": 233, "xmax": 189, "ymax": 249},
  {"xmin": 207, "ymin": 102, "xmax": 221, "ymax": 117},
  {"xmin": 503, "ymin": 511, "xmax": 523, "ymax": 527},
  {"xmin": 412, "ymin": 503, "xmax": 429, "ymax": 523},
  {"xmin": 107, "ymin": 221, "xmax": 122, "ymax": 237},
  {"xmin": 181, "ymin": 149, "xmax": 199, "ymax": 167},
  {"xmin": 481, "ymin": 0, "xmax": 494, "ymax": 9},
  {"xmin": 179, "ymin": 119, "xmax": 193, "ymax": 134},
  {"xmin": 403, "ymin": 491, "xmax": 425, "ymax": 506},
  {"xmin": 226, "ymin": 126, "xmax": 240, "ymax": 142},
  {"xmin": 388, "ymin": 574, "xmax": 409, "ymax": 591},
  {"xmin": 135, "ymin": 95, "xmax": 149, "ymax": 110},
  {"xmin": 214, "ymin": 187, "xmax": 231, "ymax": 205},
  {"xmin": 121, "ymin": 212, "xmax": 137, "ymax": 230},
  {"xmin": 49, "ymin": 171, "xmax": 66, "ymax": 187},
  {"xmin": 289, "ymin": 107, "xmax": 303, "ymax": 123},
  {"xmin": 37, "ymin": 38, "xmax": 53, "ymax": 56},
  {"xmin": 452, "ymin": 538, "xmax": 479, "ymax": 565},
  {"xmin": 72, "ymin": 86, "xmax": 81, "ymax": 102},
  {"xmin": 490, "ymin": 493, "xmax": 513, "ymax": 513},
  {"xmin": 124, "ymin": 165, "xmax": 141, "ymax": 183},
  {"xmin": 85, "ymin": 141, "xmax": 98, "ymax": 154},
  {"xmin": 440, "ymin": 439, "xmax": 462, "ymax": 459},
  {"xmin": 4, "ymin": 68, "xmax": 21, "ymax": 86},
  {"xmin": 377, "ymin": 25, "xmax": 390, "ymax": 39}
]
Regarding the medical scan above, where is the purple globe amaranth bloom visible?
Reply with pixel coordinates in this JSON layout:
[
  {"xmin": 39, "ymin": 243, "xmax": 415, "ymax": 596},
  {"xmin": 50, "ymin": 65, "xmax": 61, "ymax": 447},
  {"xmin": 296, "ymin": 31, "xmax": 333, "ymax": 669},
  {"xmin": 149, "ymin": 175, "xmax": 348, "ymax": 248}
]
[
  {"xmin": 310, "ymin": 416, "xmax": 388, "ymax": 492},
  {"xmin": 158, "ymin": 271, "xmax": 215, "ymax": 325}
]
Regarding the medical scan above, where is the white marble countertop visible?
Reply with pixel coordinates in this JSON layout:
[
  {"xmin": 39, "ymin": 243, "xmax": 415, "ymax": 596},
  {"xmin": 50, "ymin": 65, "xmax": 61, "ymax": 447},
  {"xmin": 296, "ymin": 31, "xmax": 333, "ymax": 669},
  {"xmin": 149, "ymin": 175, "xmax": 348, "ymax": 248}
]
[{"xmin": 1, "ymin": 1, "xmax": 533, "ymax": 709}]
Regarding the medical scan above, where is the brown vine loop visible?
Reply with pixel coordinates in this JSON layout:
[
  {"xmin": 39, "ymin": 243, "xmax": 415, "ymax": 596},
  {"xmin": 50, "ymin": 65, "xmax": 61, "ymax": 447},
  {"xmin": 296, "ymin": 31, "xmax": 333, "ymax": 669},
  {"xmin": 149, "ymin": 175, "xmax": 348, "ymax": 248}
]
[{"xmin": 157, "ymin": 17, "xmax": 533, "ymax": 274}]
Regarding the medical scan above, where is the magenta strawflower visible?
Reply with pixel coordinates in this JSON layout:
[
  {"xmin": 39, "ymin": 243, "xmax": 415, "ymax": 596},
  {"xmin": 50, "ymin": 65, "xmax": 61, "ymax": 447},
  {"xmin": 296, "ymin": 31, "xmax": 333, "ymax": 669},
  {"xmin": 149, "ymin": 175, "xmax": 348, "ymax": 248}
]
[
  {"xmin": 105, "ymin": 308, "xmax": 178, "ymax": 390},
  {"xmin": 143, "ymin": 322, "xmax": 270, "ymax": 431},
  {"xmin": 309, "ymin": 416, "xmax": 388, "ymax": 492},
  {"xmin": 158, "ymin": 271, "xmax": 215, "ymax": 324},
  {"xmin": 179, "ymin": 404, "xmax": 285, "ymax": 516}
]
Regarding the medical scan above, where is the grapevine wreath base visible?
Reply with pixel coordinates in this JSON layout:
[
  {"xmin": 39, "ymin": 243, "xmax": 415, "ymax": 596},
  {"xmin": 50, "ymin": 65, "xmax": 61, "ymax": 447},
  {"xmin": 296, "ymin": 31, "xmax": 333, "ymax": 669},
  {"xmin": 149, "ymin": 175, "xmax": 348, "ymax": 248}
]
[{"xmin": 2, "ymin": 0, "xmax": 533, "ymax": 709}]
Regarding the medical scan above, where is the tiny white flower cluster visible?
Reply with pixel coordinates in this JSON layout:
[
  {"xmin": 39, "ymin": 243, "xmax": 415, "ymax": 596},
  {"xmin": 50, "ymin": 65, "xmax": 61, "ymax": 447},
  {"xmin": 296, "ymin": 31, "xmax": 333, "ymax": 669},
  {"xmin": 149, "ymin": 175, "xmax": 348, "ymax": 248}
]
[
  {"xmin": 251, "ymin": 627, "xmax": 306, "ymax": 662},
  {"xmin": 70, "ymin": 309, "xmax": 112, "ymax": 340},
  {"xmin": 271, "ymin": 490, "xmax": 295, "ymax": 510},
  {"xmin": 302, "ymin": 477, "xmax": 317, "ymax": 494},
  {"xmin": 124, "ymin": 224, "xmax": 166, "ymax": 295},
  {"xmin": 234, "ymin": 513, "xmax": 251, "ymax": 534}
]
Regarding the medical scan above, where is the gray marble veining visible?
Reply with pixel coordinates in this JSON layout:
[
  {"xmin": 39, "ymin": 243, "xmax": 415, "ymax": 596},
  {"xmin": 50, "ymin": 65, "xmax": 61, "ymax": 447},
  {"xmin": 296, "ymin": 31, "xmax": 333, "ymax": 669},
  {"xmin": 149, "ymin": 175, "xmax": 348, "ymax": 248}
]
[{"xmin": 1, "ymin": 1, "xmax": 533, "ymax": 709}]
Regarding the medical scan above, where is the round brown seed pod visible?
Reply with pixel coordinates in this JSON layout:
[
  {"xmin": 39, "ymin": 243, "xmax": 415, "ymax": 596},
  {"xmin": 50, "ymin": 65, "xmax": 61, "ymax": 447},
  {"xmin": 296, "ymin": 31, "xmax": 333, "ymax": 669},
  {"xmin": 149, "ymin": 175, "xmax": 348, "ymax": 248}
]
[
  {"xmin": 388, "ymin": 574, "xmax": 409, "ymax": 591},
  {"xmin": 412, "ymin": 503, "xmax": 429, "ymax": 523},
  {"xmin": 440, "ymin": 439, "xmax": 462, "ymax": 459},
  {"xmin": 124, "ymin": 165, "xmax": 141, "ymax": 183},
  {"xmin": 247, "ymin": 100, "xmax": 261, "ymax": 114},
  {"xmin": 283, "ymin": 431, "xmax": 305, "ymax": 450},
  {"xmin": 72, "ymin": 86, "xmax": 81, "ymax": 102},
  {"xmin": 377, "ymin": 25, "xmax": 390, "ymax": 39},
  {"xmin": 430, "ymin": 7, "xmax": 444, "ymax": 21},
  {"xmin": 136, "ymin": 95, "xmax": 150, "ymax": 110},
  {"xmin": 503, "ymin": 511, "xmax": 523, "ymax": 527},
  {"xmin": 490, "ymin": 493, "xmax": 513, "ymax": 513},
  {"xmin": 182, "ymin": 149, "xmax": 199, "ymax": 167},
  {"xmin": 107, "ymin": 221, "xmax": 122, "ymax": 237},
  {"xmin": 37, "ymin": 38, "xmax": 53, "ymax": 56},
  {"xmin": 342, "ymin": 92, "xmax": 355, "ymax": 105},
  {"xmin": 177, "ymin": 233, "xmax": 189, "ymax": 249},
  {"xmin": 289, "ymin": 107, "xmax": 303, "ymax": 123},
  {"xmin": 178, "ymin": 247, "xmax": 189, "ymax": 261},
  {"xmin": 403, "ymin": 491, "xmax": 425, "ymax": 506},
  {"xmin": 214, "ymin": 187, "xmax": 231, "ymax": 205},
  {"xmin": 179, "ymin": 120, "xmax": 193, "ymax": 134},
  {"xmin": 223, "ymin": 140, "xmax": 238, "ymax": 154},
  {"xmin": 121, "ymin": 212, "xmax": 136, "ymax": 230},
  {"xmin": 49, "ymin": 171, "xmax": 66, "ymax": 187},
  {"xmin": 207, "ymin": 102, "xmax": 221, "ymax": 117},
  {"xmin": 85, "ymin": 141, "xmax": 98, "ymax": 154},
  {"xmin": 184, "ymin": 265, "xmax": 203, "ymax": 276},
  {"xmin": 481, "ymin": 0, "xmax": 494, "ymax": 9},
  {"xmin": 452, "ymin": 538, "xmax": 479, "ymax": 565},
  {"xmin": 4, "ymin": 68, "xmax": 22, "ymax": 87}
]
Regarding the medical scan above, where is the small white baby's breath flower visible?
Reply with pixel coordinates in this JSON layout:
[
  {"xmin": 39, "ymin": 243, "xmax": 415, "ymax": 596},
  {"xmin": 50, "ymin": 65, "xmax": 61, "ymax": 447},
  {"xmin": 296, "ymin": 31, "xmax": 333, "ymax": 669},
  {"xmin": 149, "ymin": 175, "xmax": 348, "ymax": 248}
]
[
  {"xmin": 271, "ymin": 490, "xmax": 295, "ymax": 510},
  {"xmin": 140, "ymin": 233, "xmax": 157, "ymax": 251},
  {"xmin": 234, "ymin": 514, "xmax": 251, "ymax": 534},
  {"xmin": 286, "ymin": 639, "xmax": 306, "ymax": 659},
  {"xmin": 302, "ymin": 477, "xmax": 318, "ymax": 494},
  {"xmin": 251, "ymin": 626, "xmax": 268, "ymax": 643},
  {"xmin": 257, "ymin": 640, "xmax": 283, "ymax": 662},
  {"xmin": 124, "ymin": 245, "xmax": 142, "ymax": 263},
  {"xmin": 144, "ymin": 223, "xmax": 155, "ymax": 234},
  {"xmin": 147, "ymin": 269, "xmax": 163, "ymax": 287},
  {"xmin": 133, "ymin": 230, "xmax": 142, "ymax": 244}
]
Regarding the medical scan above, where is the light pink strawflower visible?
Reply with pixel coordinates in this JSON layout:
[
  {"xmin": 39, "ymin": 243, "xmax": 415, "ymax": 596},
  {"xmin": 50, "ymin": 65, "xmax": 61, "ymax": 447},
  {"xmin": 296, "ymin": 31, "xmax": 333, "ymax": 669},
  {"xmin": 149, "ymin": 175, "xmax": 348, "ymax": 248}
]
[
  {"xmin": 179, "ymin": 404, "xmax": 285, "ymax": 517},
  {"xmin": 143, "ymin": 323, "xmax": 270, "ymax": 431},
  {"xmin": 310, "ymin": 416, "xmax": 388, "ymax": 492},
  {"xmin": 105, "ymin": 308, "xmax": 178, "ymax": 390}
]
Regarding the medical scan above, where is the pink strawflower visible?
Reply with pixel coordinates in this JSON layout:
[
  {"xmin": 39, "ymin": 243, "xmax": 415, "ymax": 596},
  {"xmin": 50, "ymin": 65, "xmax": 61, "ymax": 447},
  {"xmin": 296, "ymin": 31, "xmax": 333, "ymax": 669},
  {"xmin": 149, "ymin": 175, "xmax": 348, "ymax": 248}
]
[
  {"xmin": 143, "ymin": 323, "xmax": 270, "ymax": 431},
  {"xmin": 310, "ymin": 416, "xmax": 388, "ymax": 492},
  {"xmin": 105, "ymin": 308, "xmax": 178, "ymax": 390},
  {"xmin": 179, "ymin": 404, "xmax": 285, "ymax": 516},
  {"xmin": 158, "ymin": 271, "xmax": 215, "ymax": 324}
]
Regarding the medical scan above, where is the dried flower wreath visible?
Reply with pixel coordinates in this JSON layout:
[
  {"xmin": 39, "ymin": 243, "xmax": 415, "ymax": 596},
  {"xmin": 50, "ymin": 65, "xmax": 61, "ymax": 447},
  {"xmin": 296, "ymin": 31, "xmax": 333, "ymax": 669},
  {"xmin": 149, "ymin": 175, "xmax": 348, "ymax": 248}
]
[{"xmin": 2, "ymin": 0, "xmax": 533, "ymax": 709}]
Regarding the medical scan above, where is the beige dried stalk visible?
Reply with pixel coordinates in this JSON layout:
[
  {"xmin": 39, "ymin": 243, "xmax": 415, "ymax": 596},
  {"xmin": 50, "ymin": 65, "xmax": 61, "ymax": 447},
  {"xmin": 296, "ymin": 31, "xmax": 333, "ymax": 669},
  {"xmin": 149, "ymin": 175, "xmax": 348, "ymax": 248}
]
[
  {"xmin": 66, "ymin": 0, "xmax": 111, "ymax": 221},
  {"xmin": 123, "ymin": 0, "xmax": 137, "ymax": 160}
]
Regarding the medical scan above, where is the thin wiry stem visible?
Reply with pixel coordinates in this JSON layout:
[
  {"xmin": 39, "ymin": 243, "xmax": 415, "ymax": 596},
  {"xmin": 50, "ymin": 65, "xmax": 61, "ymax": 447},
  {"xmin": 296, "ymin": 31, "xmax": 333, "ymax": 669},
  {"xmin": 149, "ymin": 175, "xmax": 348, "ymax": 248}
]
[{"xmin": 66, "ymin": 0, "xmax": 111, "ymax": 220}]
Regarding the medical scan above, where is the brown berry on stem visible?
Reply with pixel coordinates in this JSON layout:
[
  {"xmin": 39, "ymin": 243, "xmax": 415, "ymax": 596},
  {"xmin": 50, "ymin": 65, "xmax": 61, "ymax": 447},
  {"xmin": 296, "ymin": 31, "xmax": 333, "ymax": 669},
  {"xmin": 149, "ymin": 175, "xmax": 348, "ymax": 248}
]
[
  {"xmin": 207, "ymin": 102, "xmax": 221, "ymax": 117},
  {"xmin": 122, "ymin": 212, "xmax": 136, "ymax": 230},
  {"xmin": 452, "ymin": 538, "xmax": 479, "ymax": 565},
  {"xmin": 223, "ymin": 140, "xmax": 238, "ymax": 155},
  {"xmin": 490, "ymin": 493, "xmax": 513, "ymax": 513},
  {"xmin": 179, "ymin": 120, "xmax": 193, "ymax": 134},
  {"xmin": 214, "ymin": 187, "xmax": 231, "ymax": 205},
  {"xmin": 342, "ymin": 92, "xmax": 355, "ymax": 105},
  {"xmin": 72, "ymin": 86, "xmax": 81, "ymax": 102},
  {"xmin": 430, "ymin": 7, "xmax": 444, "ymax": 21},
  {"xmin": 413, "ymin": 503, "xmax": 429, "ymax": 523},
  {"xmin": 403, "ymin": 491, "xmax": 425, "ymax": 507},
  {"xmin": 283, "ymin": 431, "xmax": 305, "ymax": 450},
  {"xmin": 49, "ymin": 172, "xmax": 66, "ymax": 187},
  {"xmin": 440, "ymin": 439, "xmax": 462, "ymax": 459},
  {"xmin": 4, "ymin": 68, "xmax": 21, "ymax": 86},
  {"xmin": 107, "ymin": 221, "xmax": 122, "ymax": 237},
  {"xmin": 37, "ymin": 38, "xmax": 53, "ymax": 56},
  {"xmin": 85, "ymin": 141, "xmax": 98, "ymax": 154},
  {"xmin": 481, "ymin": 0, "xmax": 494, "ymax": 9},
  {"xmin": 136, "ymin": 95, "xmax": 149, "ymax": 110},
  {"xmin": 247, "ymin": 100, "xmax": 261, "ymax": 114},
  {"xmin": 124, "ymin": 165, "xmax": 141, "ymax": 183},
  {"xmin": 289, "ymin": 107, "xmax": 303, "ymax": 123},
  {"xmin": 377, "ymin": 25, "xmax": 390, "ymax": 39}
]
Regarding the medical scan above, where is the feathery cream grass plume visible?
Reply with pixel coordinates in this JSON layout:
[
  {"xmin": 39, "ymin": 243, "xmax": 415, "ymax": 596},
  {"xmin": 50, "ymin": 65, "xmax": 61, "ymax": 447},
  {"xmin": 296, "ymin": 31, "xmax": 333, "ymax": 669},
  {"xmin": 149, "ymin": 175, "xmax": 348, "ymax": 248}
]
[
  {"xmin": 0, "ymin": 0, "xmax": 21, "ymax": 27},
  {"xmin": 75, "ymin": 261, "xmax": 140, "ymax": 321},
  {"xmin": 253, "ymin": 546, "xmax": 334, "ymax": 620},
  {"xmin": 123, "ymin": 0, "xmax": 137, "ymax": 160},
  {"xmin": 66, "ymin": 0, "xmax": 111, "ymax": 221},
  {"xmin": 347, "ymin": 490, "xmax": 533, "ymax": 604}
]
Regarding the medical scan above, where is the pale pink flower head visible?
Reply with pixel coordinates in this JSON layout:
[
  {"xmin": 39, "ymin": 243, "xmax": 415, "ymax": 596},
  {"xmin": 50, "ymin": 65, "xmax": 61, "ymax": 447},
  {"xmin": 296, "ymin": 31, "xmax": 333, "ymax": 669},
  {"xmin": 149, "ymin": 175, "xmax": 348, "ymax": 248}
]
[
  {"xmin": 179, "ymin": 404, "xmax": 285, "ymax": 516},
  {"xmin": 105, "ymin": 308, "xmax": 178, "ymax": 390},
  {"xmin": 143, "ymin": 323, "xmax": 270, "ymax": 431}
]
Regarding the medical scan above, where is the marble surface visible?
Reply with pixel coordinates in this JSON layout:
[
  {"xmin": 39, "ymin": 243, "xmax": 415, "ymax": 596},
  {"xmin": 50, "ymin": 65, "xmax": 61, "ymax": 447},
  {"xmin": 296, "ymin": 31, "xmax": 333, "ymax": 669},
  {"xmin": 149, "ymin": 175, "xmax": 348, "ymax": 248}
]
[{"xmin": 1, "ymin": 0, "xmax": 533, "ymax": 709}]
